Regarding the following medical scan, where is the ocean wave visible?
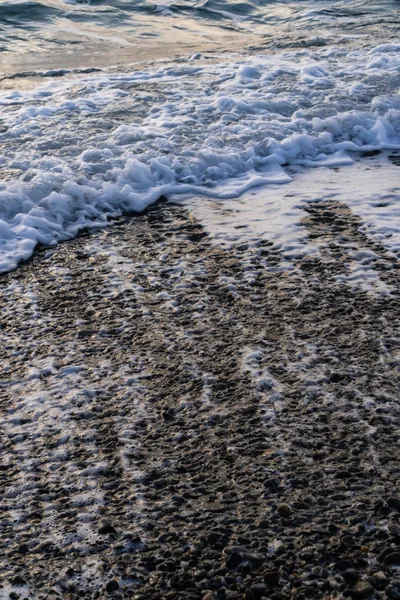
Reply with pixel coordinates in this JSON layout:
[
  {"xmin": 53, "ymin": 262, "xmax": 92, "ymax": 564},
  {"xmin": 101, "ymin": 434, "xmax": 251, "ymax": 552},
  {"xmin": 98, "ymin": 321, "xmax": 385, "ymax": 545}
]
[
  {"xmin": 0, "ymin": 0, "xmax": 398, "ymax": 49},
  {"xmin": 0, "ymin": 43, "xmax": 399, "ymax": 271}
]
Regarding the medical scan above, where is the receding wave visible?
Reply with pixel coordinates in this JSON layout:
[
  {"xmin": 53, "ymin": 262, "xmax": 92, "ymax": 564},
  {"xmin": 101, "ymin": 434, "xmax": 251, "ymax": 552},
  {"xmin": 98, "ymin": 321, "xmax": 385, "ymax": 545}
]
[{"xmin": 0, "ymin": 42, "xmax": 399, "ymax": 271}]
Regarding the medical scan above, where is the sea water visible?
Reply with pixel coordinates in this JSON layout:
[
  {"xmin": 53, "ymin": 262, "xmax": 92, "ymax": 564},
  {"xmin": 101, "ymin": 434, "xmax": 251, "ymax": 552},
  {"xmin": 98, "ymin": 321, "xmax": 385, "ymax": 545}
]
[{"xmin": 0, "ymin": 0, "xmax": 399, "ymax": 272}]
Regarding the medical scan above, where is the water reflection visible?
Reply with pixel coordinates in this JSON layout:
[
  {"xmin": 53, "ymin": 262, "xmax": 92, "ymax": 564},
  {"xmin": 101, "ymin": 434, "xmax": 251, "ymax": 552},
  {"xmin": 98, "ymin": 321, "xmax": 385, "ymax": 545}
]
[{"xmin": 0, "ymin": 0, "xmax": 398, "ymax": 73}]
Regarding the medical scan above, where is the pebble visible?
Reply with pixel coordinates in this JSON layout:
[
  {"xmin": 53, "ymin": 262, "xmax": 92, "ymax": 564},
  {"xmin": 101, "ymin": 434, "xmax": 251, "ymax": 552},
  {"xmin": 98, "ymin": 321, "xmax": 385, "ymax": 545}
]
[
  {"xmin": 353, "ymin": 581, "xmax": 374, "ymax": 598},
  {"xmin": 98, "ymin": 523, "xmax": 117, "ymax": 535},
  {"xmin": 225, "ymin": 552, "xmax": 243, "ymax": 570},
  {"xmin": 251, "ymin": 583, "xmax": 268, "ymax": 598},
  {"xmin": 388, "ymin": 498, "xmax": 400, "ymax": 511},
  {"xmin": 11, "ymin": 576, "xmax": 26, "ymax": 586},
  {"xmin": 277, "ymin": 504, "xmax": 292, "ymax": 518},
  {"xmin": 335, "ymin": 560, "xmax": 354, "ymax": 571},
  {"xmin": 343, "ymin": 570, "xmax": 359, "ymax": 585},
  {"xmin": 384, "ymin": 552, "xmax": 400, "ymax": 566},
  {"xmin": 263, "ymin": 570, "xmax": 280, "ymax": 585},
  {"xmin": 105, "ymin": 580, "xmax": 119, "ymax": 593},
  {"xmin": 341, "ymin": 535, "xmax": 354, "ymax": 546},
  {"xmin": 370, "ymin": 571, "xmax": 388, "ymax": 589}
]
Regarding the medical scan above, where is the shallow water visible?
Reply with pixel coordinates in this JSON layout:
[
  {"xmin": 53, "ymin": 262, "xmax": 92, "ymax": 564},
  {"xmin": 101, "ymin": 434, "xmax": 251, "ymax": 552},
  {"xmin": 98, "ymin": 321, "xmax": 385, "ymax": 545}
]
[{"xmin": 0, "ymin": 0, "xmax": 399, "ymax": 72}]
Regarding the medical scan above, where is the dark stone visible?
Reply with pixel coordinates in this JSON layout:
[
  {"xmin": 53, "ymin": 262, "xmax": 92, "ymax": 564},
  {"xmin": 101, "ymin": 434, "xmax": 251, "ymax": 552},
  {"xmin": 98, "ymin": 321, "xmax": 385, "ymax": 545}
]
[
  {"xmin": 11, "ymin": 576, "xmax": 26, "ymax": 586},
  {"xmin": 299, "ymin": 551, "xmax": 314, "ymax": 561},
  {"xmin": 384, "ymin": 553, "xmax": 400, "ymax": 566},
  {"xmin": 251, "ymin": 583, "xmax": 268, "ymax": 598},
  {"xmin": 277, "ymin": 504, "xmax": 292, "ymax": 518},
  {"xmin": 208, "ymin": 532, "xmax": 227, "ymax": 548},
  {"xmin": 341, "ymin": 535, "xmax": 354, "ymax": 547},
  {"xmin": 380, "ymin": 506, "xmax": 392, "ymax": 516},
  {"xmin": 335, "ymin": 470, "xmax": 352, "ymax": 479},
  {"xmin": 225, "ymin": 552, "xmax": 242, "ymax": 570},
  {"xmin": 264, "ymin": 478, "xmax": 281, "ymax": 491},
  {"xmin": 343, "ymin": 571, "xmax": 359, "ymax": 585},
  {"xmin": 264, "ymin": 570, "xmax": 280, "ymax": 585},
  {"xmin": 361, "ymin": 150, "xmax": 381, "ymax": 157},
  {"xmin": 379, "ymin": 547, "xmax": 395, "ymax": 562},
  {"xmin": 98, "ymin": 523, "xmax": 117, "ymax": 535},
  {"xmin": 388, "ymin": 498, "xmax": 400, "ymax": 512},
  {"xmin": 105, "ymin": 580, "xmax": 119, "ymax": 593},
  {"xmin": 335, "ymin": 560, "xmax": 354, "ymax": 571}
]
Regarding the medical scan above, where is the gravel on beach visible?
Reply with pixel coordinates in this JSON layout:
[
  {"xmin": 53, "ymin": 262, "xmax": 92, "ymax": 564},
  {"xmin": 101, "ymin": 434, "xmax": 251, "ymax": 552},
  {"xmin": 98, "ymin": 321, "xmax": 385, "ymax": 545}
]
[{"xmin": 0, "ymin": 197, "xmax": 399, "ymax": 600}]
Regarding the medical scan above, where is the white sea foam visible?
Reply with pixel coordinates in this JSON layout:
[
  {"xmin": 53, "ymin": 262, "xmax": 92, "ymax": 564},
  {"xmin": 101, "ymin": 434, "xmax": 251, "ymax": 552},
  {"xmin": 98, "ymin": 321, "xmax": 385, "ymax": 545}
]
[
  {"xmin": 0, "ymin": 43, "xmax": 399, "ymax": 272},
  {"xmin": 176, "ymin": 155, "xmax": 400, "ymax": 294}
]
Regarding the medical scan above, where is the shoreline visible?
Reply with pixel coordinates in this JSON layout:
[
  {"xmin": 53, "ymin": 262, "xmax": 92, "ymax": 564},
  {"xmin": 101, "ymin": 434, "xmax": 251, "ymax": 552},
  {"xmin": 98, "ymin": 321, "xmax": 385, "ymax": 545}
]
[{"xmin": 1, "ymin": 195, "xmax": 399, "ymax": 599}]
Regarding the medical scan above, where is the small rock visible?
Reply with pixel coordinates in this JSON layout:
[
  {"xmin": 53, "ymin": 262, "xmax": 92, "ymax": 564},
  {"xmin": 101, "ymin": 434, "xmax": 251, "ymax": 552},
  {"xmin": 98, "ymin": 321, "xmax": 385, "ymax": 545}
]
[
  {"xmin": 388, "ymin": 498, "xmax": 400, "ymax": 512},
  {"xmin": 353, "ymin": 581, "xmax": 374, "ymax": 598},
  {"xmin": 343, "ymin": 571, "xmax": 359, "ymax": 585},
  {"xmin": 379, "ymin": 547, "xmax": 394, "ymax": 562},
  {"xmin": 225, "ymin": 552, "xmax": 242, "ymax": 570},
  {"xmin": 251, "ymin": 583, "xmax": 268, "ymax": 598},
  {"xmin": 384, "ymin": 552, "xmax": 400, "ymax": 566},
  {"xmin": 11, "ymin": 576, "xmax": 26, "ymax": 586},
  {"xmin": 277, "ymin": 504, "xmax": 292, "ymax": 518},
  {"xmin": 208, "ymin": 532, "xmax": 222, "ymax": 545},
  {"xmin": 98, "ymin": 523, "xmax": 117, "ymax": 535},
  {"xmin": 370, "ymin": 571, "xmax": 388, "ymax": 589},
  {"xmin": 341, "ymin": 535, "xmax": 354, "ymax": 547},
  {"xmin": 299, "ymin": 551, "xmax": 314, "ymax": 561},
  {"xmin": 335, "ymin": 559, "xmax": 354, "ymax": 571},
  {"xmin": 264, "ymin": 570, "xmax": 280, "ymax": 585},
  {"xmin": 202, "ymin": 594, "xmax": 213, "ymax": 600},
  {"xmin": 335, "ymin": 470, "xmax": 352, "ymax": 479},
  {"xmin": 225, "ymin": 592, "xmax": 238, "ymax": 600},
  {"xmin": 105, "ymin": 580, "xmax": 119, "ymax": 593},
  {"xmin": 244, "ymin": 590, "xmax": 255, "ymax": 600}
]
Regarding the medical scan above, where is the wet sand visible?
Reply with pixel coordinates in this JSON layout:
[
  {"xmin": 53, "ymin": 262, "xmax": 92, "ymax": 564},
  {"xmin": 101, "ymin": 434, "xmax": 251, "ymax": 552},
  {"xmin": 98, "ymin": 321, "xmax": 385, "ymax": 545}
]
[{"xmin": 0, "ymin": 193, "xmax": 399, "ymax": 599}]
